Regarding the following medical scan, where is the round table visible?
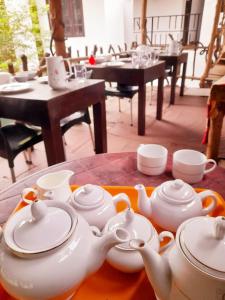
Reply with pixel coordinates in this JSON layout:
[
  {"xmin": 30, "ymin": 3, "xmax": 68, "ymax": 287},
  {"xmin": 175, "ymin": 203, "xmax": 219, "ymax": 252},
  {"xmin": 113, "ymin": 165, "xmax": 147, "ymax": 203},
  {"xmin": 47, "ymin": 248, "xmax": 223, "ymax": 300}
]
[{"xmin": 0, "ymin": 152, "xmax": 225, "ymax": 224}]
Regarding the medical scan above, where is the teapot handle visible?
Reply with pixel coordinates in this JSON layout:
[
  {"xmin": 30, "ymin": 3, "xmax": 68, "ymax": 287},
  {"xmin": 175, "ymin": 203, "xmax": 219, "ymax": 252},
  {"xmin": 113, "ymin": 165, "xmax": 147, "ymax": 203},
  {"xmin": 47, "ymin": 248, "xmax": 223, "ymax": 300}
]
[
  {"xmin": 112, "ymin": 193, "xmax": 131, "ymax": 209},
  {"xmin": 158, "ymin": 231, "xmax": 174, "ymax": 253},
  {"xmin": 199, "ymin": 190, "xmax": 218, "ymax": 215}
]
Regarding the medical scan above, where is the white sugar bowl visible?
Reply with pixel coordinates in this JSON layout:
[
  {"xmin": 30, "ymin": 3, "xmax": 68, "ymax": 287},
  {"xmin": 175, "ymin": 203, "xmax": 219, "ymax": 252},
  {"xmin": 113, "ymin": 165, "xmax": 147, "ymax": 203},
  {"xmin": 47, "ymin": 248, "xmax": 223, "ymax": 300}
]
[
  {"xmin": 135, "ymin": 179, "xmax": 218, "ymax": 232},
  {"xmin": 103, "ymin": 208, "xmax": 174, "ymax": 273},
  {"xmin": 70, "ymin": 184, "xmax": 130, "ymax": 230}
]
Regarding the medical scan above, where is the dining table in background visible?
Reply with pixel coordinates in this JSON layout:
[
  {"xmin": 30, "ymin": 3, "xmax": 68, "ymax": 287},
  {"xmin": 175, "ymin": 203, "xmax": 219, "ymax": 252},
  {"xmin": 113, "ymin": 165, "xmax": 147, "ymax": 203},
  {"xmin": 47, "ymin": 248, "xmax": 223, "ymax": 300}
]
[
  {"xmin": 159, "ymin": 52, "xmax": 188, "ymax": 105},
  {"xmin": 87, "ymin": 61, "xmax": 165, "ymax": 136},
  {"xmin": 1, "ymin": 151, "xmax": 225, "ymax": 225},
  {"xmin": 0, "ymin": 79, "xmax": 107, "ymax": 166}
]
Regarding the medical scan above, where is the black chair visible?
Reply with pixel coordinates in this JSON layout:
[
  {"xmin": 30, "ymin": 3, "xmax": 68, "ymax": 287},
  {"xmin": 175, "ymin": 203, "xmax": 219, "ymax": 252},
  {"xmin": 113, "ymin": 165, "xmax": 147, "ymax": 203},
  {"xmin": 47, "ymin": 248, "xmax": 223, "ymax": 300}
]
[
  {"xmin": 0, "ymin": 108, "xmax": 94, "ymax": 183},
  {"xmin": 105, "ymin": 84, "xmax": 139, "ymax": 126},
  {"xmin": 60, "ymin": 108, "xmax": 94, "ymax": 146},
  {"xmin": 0, "ymin": 123, "xmax": 42, "ymax": 182}
]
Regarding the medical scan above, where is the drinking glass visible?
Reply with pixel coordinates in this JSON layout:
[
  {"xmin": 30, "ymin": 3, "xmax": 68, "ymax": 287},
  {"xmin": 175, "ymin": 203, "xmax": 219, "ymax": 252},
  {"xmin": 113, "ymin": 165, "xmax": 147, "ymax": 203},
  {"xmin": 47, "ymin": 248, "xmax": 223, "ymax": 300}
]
[
  {"xmin": 74, "ymin": 64, "xmax": 87, "ymax": 82},
  {"xmin": 131, "ymin": 52, "xmax": 140, "ymax": 68}
]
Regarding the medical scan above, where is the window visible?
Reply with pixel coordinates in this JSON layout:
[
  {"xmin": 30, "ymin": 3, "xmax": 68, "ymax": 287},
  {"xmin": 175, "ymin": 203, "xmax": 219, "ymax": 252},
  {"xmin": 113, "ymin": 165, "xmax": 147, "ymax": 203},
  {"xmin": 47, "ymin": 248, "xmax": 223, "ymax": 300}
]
[{"xmin": 61, "ymin": 0, "xmax": 85, "ymax": 37}]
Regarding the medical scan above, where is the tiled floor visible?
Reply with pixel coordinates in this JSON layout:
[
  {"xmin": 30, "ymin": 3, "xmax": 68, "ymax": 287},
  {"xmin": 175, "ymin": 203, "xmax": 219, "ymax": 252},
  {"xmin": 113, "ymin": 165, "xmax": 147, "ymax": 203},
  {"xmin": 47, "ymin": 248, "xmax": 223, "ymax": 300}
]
[{"xmin": 0, "ymin": 83, "xmax": 224, "ymax": 191}]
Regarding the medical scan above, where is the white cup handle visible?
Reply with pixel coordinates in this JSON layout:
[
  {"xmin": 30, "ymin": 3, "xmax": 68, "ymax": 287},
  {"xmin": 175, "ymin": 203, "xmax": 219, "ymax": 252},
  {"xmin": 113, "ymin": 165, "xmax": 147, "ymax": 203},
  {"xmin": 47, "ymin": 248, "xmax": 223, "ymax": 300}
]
[
  {"xmin": 113, "ymin": 193, "xmax": 131, "ymax": 209},
  {"xmin": 204, "ymin": 159, "xmax": 217, "ymax": 174},
  {"xmin": 158, "ymin": 231, "xmax": 174, "ymax": 253},
  {"xmin": 199, "ymin": 190, "xmax": 218, "ymax": 215}
]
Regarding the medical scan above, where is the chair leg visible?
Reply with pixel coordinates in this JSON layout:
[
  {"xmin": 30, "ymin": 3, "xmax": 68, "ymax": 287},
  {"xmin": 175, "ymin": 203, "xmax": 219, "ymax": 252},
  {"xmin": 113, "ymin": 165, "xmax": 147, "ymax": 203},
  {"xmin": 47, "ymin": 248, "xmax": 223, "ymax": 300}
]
[
  {"xmin": 130, "ymin": 98, "xmax": 133, "ymax": 126},
  {"xmin": 118, "ymin": 98, "xmax": 121, "ymax": 112},
  {"xmin": 10, "ymin": 167, "xmax": 16, "ymax": 183},
  {"xmin": 149, "ymin": 81, "xmax": 153, "ymax": 106},
  {"xmin": 23, "ymin": 148, "xmax": 32, "ymax": 165},
  {"xmin": 88, "ymin": 124, "xmax": 95, "ymax": 150},
  {"xmin": 63, "ymin": 136, "xmax": 67, "ymax": 146}
]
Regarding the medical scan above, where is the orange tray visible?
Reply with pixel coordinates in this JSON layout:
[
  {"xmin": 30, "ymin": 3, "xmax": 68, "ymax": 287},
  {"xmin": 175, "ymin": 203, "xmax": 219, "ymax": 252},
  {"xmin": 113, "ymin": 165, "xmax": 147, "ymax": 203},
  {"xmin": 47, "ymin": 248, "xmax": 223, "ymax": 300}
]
[{"xmin": 1, "ymin": 185, "xmax": 225, "ymax": 300}]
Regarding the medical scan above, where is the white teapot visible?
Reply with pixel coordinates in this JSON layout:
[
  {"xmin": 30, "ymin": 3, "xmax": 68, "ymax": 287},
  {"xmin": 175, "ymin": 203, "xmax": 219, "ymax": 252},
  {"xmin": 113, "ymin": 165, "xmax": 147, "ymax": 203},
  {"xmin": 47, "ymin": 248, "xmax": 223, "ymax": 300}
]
[
  {"xmin": 135, "ymin": 179, "xmax": 218, "ymax": 232},
  {"xmin": 103, "ymin": 208, "xmax": 174, "ymax": 273},
  {"xmin": 70, "ymin": 184, "xmax": 130, "ymax": 230},
  {"xmin": 130, "ymin": 216, "xmax": 225, "ymax": 300},
  {"xmin": 0, "ymin": 200, "xmax": 129, "ymax": 300}
]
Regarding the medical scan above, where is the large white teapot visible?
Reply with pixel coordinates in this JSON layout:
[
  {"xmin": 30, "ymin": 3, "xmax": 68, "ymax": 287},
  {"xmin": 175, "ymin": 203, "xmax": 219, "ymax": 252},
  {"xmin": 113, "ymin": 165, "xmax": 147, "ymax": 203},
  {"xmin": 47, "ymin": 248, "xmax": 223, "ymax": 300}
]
[
  {"xmin": 70, "ymin": 184, "xmax": 130, "ymax": 230},
  {"xmin": 130, "ymin": 216, "xmax": 225, "ymax": 300},
  {"xmin": 135, "ymin": 179, "xmax": 218, "ymax": 232},
  {"xmin": 0, "ymin": 200, "xmax": 129, "ymax": 300}
]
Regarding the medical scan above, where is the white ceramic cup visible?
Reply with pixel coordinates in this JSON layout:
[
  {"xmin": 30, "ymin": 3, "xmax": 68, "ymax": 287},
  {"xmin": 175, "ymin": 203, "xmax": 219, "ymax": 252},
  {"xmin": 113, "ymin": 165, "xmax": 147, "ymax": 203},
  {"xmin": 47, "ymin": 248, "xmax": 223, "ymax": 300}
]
[
  {"xmin": 137, "ymin": 144, "xmax": 168, "ymax": 175},
  {"xmin": 172, "ymin": 149, "xmax": 217, "ymax": 183}
]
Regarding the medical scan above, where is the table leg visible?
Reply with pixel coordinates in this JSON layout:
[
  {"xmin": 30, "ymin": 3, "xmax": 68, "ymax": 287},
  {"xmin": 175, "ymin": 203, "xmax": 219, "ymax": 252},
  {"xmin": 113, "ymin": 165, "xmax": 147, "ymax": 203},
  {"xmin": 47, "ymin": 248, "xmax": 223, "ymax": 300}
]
[
  {"xmin": 170, "ymin": 64, "xmax": 178, "ymax": 105},
  {"xmin": 156, "ymin": 76, "xmax": 164, "ymax": 120},
  {"xmin": 93, "ymin": 101, "xmax": 107, "ymax": 153},
  {"xmin": 180, "ymin": 61, "xmax": 187, "ymax": 96},
  {"xmin": 206, "ymin": 109, "xmax": 225, "ymax": 160},
  {"xmin": 138, "ymin": 84, "xmax": 146, "ymax": 136},
  {"xmin": 42, "ymin": 121, "xmax": 65, "ymax": 166}
]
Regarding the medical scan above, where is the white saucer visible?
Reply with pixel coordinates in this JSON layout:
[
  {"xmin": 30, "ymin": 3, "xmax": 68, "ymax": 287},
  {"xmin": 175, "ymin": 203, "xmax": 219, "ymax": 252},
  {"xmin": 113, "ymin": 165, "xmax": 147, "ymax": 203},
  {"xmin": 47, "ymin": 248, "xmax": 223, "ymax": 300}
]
[
  {"xmin": 102, "ymin": 61, "xmax": 125, "ymax": 67},
  {"xmin": 0, "ymin": 82, "xmax": 31, "ymax": 94}
]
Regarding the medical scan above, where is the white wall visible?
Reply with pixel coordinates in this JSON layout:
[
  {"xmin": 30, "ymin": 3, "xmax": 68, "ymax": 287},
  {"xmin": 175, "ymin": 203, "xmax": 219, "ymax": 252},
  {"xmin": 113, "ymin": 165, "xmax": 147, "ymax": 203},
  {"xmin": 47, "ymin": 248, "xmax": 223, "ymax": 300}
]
[{"xmin": 66, "ymin": 0, "xmax": 106, "ymax": 56}]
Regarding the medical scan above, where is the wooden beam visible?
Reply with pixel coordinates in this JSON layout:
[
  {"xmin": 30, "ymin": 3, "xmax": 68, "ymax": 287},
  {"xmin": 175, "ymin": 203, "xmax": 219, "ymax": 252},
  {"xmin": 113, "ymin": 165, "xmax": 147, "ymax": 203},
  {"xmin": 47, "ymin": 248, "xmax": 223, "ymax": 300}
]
[
  {"xmin": 49, "ymin": 0, "xmax": 67, "ymax": 57},
  {"xmin": 140, "ymin": 0, "xmax": 148, "ymax": 45},
  {"xmin": 200, "ymin": 0, "xmax": 223, "ymax": 87}
]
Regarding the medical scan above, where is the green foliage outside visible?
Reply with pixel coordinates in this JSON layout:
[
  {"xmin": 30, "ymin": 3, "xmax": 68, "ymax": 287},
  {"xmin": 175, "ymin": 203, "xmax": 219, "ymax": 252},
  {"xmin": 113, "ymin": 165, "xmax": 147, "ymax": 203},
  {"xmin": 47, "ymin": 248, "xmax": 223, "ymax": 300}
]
[{"xmin": 0, "ymin": 0, "xmax": 49, "ymax": 72}]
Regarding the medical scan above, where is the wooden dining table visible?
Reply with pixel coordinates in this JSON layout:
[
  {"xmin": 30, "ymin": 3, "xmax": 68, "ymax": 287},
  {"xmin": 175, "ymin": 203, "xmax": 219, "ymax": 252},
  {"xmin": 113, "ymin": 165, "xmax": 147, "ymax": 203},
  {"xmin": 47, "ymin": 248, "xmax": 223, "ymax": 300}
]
[
  {"xmin": 0, "ymin": 79, "xmax": 106, "ymax": 166},
  {"xmin": 87, "ymin": 61, "xmax": 165, "ymax": 136},
  {"xmin": 0, "ymin": 151, "xmax": 225, "ymax": 300},
  {"xmin": 1, "ymin": 151, "xmax": 225, "ymax": 225},
  {"xmin": 159, "ymin": 52, "xmax": 188, "ymax": 105}
]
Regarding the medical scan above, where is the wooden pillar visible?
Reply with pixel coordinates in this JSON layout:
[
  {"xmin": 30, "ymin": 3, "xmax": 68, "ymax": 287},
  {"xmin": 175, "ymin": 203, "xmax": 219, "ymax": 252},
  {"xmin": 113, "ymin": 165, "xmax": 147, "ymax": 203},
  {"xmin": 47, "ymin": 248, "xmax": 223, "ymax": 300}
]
[
  {"xmin": 200, "ymin": 0, "xmax": 222, "ymax": 87},
  {"xmin": 49, "ymin": 0, "xmax": 67, "ymax": 57},
  {"xmin": 140, "ymin": 0, "xmax": 148, "ymax": 45}
]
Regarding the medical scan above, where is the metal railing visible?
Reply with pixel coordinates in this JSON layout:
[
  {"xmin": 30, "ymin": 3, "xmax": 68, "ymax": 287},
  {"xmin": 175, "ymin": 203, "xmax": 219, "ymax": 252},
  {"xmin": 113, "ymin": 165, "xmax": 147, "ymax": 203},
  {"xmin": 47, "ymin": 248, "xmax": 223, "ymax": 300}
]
[{"xmin": 133, "ymin": 13, "xmax": 202, "ymax": 46}]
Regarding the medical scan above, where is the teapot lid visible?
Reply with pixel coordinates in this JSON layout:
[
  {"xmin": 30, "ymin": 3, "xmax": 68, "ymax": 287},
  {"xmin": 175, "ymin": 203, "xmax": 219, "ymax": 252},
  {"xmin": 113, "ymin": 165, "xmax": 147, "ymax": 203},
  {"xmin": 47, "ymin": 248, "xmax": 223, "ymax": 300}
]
[
  {"xmin": 179, "ymin": 216, "xmax": 225, "ymax": 275},
  {"xmin": 71, "ymin": 184, "xmax": 104, "ymax": 209},
  {"xmin": 4, "ymin": 200, "xmax": 77, "ymax": 254},
  {"xmin": 158, "ymin": 179, "xmax": 195, "ymax": 204},
  {"xmin": 106, "ymin": 208, "xmax": 154, "ymax": 250}
]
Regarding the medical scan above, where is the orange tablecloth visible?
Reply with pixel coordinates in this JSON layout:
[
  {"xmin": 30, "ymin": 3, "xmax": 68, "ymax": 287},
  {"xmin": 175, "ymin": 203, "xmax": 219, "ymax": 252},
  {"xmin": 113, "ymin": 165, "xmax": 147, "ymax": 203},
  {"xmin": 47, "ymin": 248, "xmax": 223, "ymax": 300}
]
[{"xmin": 1, "ymin": 185, "xmax": 225, "ymax": 300}]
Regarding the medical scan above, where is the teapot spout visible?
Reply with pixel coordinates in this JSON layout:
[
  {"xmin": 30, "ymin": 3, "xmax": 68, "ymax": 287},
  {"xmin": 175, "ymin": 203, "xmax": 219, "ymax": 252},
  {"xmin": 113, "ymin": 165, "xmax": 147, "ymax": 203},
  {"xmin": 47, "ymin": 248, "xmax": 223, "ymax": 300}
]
[
  {"xmin": 134, "ymin": 184, "xmax": 152, "ymax": 217},
  {"xmin": 89, "ymin": 228, "xmax": 130, "ymax": 275},
  {"xmin": 130, "ymin": 239, "xmax": 172, "ymax": 300}
]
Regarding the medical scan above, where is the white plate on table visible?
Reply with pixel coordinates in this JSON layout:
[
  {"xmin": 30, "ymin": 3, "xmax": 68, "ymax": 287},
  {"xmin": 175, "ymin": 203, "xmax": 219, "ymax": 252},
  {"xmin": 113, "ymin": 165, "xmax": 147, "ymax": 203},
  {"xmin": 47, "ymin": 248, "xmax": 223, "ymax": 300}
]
[
  {"xmin": 37, "ymin": 76, "xmax": 48, "ymax": 84},
  {"xmin": 102, "ymin": 61, "xmax": 125, "ymax": 67},
  {"xmin": 0, "ymin": 82, "xmax": 32, "ymax": 94}
]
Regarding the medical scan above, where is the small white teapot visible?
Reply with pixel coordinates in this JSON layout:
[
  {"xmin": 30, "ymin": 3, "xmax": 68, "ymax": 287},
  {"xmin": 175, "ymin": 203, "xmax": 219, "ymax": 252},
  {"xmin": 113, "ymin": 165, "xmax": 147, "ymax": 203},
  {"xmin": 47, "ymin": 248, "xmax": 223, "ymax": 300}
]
[
  {"xmin": 135, "ymin": 179, "xmax": 218, "ymax": 232},
  {"xmin": 0, "ymin": 200, "xmax": 129, "ymax": 300},
  {"xmin": 70, "ymin": 184, "xmax": 130, "ymax": 230},
  {"xmin": 103, "ymin": 208, "xmax": 174, "ymax": 273},
  {"xmin": 130, "ymin": 216, "xmax": 225, "ymax": 300}
]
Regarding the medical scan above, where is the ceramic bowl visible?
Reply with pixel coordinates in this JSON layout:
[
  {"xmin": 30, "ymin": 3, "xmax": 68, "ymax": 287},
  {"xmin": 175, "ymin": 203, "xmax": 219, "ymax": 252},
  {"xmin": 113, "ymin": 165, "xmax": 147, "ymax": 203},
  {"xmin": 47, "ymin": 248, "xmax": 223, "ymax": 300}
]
[
  {"xmin": 14, "ymin": 72, "xmax": 29, "ymax": 82},
  {"xmin": 137, "ymin": 162, "xmax": 166, "ymax": 176},
  {"xmin": 137, "ymin": 144, "xmax": 168, "ymax": 167}
]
